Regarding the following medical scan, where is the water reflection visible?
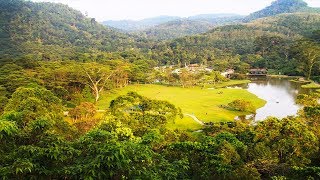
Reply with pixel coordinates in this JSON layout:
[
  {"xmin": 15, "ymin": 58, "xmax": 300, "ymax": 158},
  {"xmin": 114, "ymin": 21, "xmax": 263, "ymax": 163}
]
[{"xmin": 234, "ymin": 77, "xmax": 305, "ymax": 121}]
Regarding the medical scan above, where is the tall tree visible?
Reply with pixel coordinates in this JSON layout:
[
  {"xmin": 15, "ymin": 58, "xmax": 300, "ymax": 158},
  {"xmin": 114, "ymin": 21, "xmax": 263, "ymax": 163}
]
[
  {"xmin": 293, "ymin": 40, "xmax": 320, "ymax": 80},
  {"xmin": 80, "ymin": 63, "xmax": 114, "ymax": 102}
]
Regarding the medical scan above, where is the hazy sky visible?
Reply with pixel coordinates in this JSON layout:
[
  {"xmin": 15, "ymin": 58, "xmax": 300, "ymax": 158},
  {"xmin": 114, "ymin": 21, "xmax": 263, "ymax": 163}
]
[{"xmin": 31, "ymin": 0, "xmax": 320, "ymax": 21}]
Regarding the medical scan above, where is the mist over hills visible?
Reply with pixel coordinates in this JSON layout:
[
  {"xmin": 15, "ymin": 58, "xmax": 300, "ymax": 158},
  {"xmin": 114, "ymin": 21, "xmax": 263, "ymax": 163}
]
[
  {"xmin": 102, "ymin": 0, "xmax": 320, "ymax": 40},
  {"xmin": 102, "ymin": 14, "xmax": 244, "ymax": 32}
]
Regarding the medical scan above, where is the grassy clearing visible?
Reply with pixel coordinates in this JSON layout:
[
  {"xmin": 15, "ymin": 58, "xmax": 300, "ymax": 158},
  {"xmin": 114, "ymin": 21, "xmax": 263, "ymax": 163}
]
[
  {"xmin": 301, "ymin": 82, "xmax": 320, "ymax": 89},
  {"xmin": 98, "ymin": 84, "xmax": 265, "ymax": 130}
]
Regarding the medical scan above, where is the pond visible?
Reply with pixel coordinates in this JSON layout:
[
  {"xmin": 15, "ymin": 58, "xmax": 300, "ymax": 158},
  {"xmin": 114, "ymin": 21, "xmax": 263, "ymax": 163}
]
[{"xmin": 233, "ymin": 77, "xmax": 309, "ymax": 121}]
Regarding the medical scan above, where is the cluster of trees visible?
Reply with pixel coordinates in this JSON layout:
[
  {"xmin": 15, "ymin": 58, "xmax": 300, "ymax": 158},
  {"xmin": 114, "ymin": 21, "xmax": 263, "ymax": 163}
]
[
  {"xmin": 0, "ymin": 0, "xmax": 145, "ymax": 62},
  {"xmin": 226, "ymin": 99, "xmax": 256, "ymax": 113},
  {"xmin": 1, "ymin": 0, "xmax": 320, "ymax": 80},
  {"xmin": 152, "ymin": 67, "xmax": 228, "ymax": 88},
  {"xmin": 0, "ymin": 58, "xmax": 157, "ymax": 112},
  {"xmin": 150, "ymin": 17, "xmax": 320, "ymax": 77},
  {"xmin": 1, "ymin": 1, "xmax": 320, "ymax": 178},
  {"xmin": 1, "ymin": 85, "xmax": 320, "ymax": 179}
]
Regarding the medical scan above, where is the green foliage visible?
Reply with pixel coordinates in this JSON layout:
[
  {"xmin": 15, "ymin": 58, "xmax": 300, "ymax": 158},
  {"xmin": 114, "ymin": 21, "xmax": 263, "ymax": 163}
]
[
  {"xmin": 0, "ymin": 87, "xmax": 320, "ymax": 179},
  {"xmin": 3, "ymin": 86, "xmax": 63, "ymax": 128},
  {"xmin": 1, "ymin": 1, "xmax": 320, "ymax": 179},
  {"xmin": 109, "ymin": 92, "xmax": 182, "ymax": 135},
  {"xmin": 297, "ymin": 93, "xmax": 319, "ymax": 106},
  {"xmin": 227, "ymin": 99, "xmax": 256, "ymax": 113},
  {"xmin": 254, "ymin": 117, "xmax": 318, "ymax": 166},
  {"xmin": 0, "ymin": 0, "xmax": 138, "ymax": 61},
  {"xmin": 151, "ymin": 13, "xmax": 320, "ymax": 76},
  {"xmin": 137, "ymin": 19, "xmax": 215, "ymax": 40},
  {"xmin": 292, "ymin": 39, "xmax": 320, "ymax": 80},
  {"xmin": 0, "ymin": 120, "xmax": 18, "ymax": 139},
  {"xmin": 69, "ymin": 102, "xmax": 96, "ymax": 121}
]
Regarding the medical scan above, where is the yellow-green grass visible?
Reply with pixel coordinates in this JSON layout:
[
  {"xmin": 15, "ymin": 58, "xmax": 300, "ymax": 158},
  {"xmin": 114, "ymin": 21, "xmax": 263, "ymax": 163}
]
[
  {"xmin": 98, "ymin": 84, "xmax": 266, "ymax": 130},
  {"xmin": 211, "ymin": 80, "xmax": 251, "ymax": 88},
  {"xmin": 301, "ymin": 82, "xmax": 320, "ymax": 89}
]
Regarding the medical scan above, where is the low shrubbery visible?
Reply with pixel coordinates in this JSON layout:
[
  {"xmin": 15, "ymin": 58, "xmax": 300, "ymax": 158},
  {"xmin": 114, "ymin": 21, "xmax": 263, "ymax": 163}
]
[{"xmin": 225, "ymin": 99, "xmax": 256, "ymax": 113}]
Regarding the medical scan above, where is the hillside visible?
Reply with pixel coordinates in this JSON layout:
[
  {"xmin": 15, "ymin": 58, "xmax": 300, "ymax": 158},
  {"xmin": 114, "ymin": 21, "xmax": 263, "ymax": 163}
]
[
  {"xmin": 135, "ymin": 20, "xmax": 215, "ymax": 41},
  {"xmin": 135, "ymin": 15, "xmax": 244, "ymax": 40},
  {"xmin": 0, "ymin": 0, "xmax": 137, "ymax": 61},
  {"xmin": 102, "ymin": 16, "xmax": 181, "ymax": 31},
  {"xmin": 245, "ymin": 0, "xmax": 319, "ymax": 21},
  {"xmin": 151, "ymin": 13, "xmax": 320, "ymax": 71}
]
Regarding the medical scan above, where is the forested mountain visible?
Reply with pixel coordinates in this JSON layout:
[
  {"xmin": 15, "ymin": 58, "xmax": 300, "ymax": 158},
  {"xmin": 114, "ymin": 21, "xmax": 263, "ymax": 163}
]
[
  {"xmin": 245, "ymin": 0, "xmax": 320, "ymax": 21},
  {"xmin": 103, "ymin": 14, "xmax": 243, "ymax": 32},
  {"xmin": 136, "ymin": 16, "xmax": 244, "ymax": 40},
  {"xmin": 151, "ymin": 13, "xmax": 320, "ymax": 74},
  {"xmin": 102, "ymin": 16, "xmax": 181, "ymax": 31},
  {"xmin": 135, "ymin": 20, "xmax": 215, "ymax": 40},
  {"xmin": 0, "ymin": 0, "xmax": 137, "ymax": 61},
  {"xmin": 2, "ymin": 0, "xmax": 320, "ymax": 179}
]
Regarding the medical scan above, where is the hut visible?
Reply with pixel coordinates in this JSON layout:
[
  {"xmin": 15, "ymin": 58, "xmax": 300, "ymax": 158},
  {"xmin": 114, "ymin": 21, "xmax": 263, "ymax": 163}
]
[{"xmin": 221, "ymin": 69, "xmax": 235, "ymax": 78}]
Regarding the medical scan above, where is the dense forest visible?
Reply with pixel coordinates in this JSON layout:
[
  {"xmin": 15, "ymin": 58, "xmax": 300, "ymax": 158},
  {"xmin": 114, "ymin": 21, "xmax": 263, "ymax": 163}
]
[
  {"xmin": 1, "ymin": 0, "xmax": 320, "ymax": 179},
  {"xmin": 0, "ymin": 0, "xmax": 143, "ymax": 62},
  {"xmin": 150, "ymin": 13, "xmax": 320, "ymax": 76}
]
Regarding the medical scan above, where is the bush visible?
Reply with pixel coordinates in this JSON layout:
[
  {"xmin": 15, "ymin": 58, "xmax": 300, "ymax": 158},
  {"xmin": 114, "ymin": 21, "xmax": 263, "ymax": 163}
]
[
  {"xmin": 69, "ymin": 102, "xmax": 97, "ymax": 121},
  {"xmin": 230, "ymin": 73, "xmax": 247, "ymax": 80},
  {"xmin": 311, "ymin": 76, "xmax": 320, "ymax": 83},
  {"xmin": 227, "ymin": 99, "xmax": 255, "ymax": 113}
]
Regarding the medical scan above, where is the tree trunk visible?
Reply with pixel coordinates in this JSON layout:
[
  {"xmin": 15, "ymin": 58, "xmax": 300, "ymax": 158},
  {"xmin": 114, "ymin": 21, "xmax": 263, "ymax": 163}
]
[
  {"xmin": 307, "ymin": 67, "xmax": 312, "ymax": 80},
  {"xmin": 93, "ymin": 85, "xmax": 99, "ymax": 103}
]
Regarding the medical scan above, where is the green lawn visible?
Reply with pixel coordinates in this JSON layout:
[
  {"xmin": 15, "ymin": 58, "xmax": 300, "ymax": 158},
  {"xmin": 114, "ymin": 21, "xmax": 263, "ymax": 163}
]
[
  {"xmin": 98, "ymin": 84, "xmax": 266, "ymax": 130},
  {"xmin": 211, "ymin": 80, "xmax": 251, "ymax": 88}
]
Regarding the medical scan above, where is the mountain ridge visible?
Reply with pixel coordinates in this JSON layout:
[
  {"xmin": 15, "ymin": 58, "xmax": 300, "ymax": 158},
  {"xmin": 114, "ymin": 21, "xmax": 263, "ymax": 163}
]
[
  {"xmin": 245, "ymin": 0, "xmax": 320, "ymax": 21},
  {"xmin": 102, "ymin": 14, "xmax": 244, "ymax": 32}
]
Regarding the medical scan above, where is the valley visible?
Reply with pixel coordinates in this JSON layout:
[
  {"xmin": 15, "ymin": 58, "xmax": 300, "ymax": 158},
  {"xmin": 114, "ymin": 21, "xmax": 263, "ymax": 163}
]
[{"xmin": 1, "ymin": 0, "xmax": 320, "ymax": 179}]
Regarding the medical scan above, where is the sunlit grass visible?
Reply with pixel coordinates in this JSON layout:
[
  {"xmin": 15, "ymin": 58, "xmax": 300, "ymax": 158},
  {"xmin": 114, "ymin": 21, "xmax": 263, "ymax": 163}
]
[
  {"xmin": 211, "ymin": 80, "xmax": 251, "ymax": 88},
  {"xmin": 98, "ymin": 83, "xmax": 266, "ymax": 130}
]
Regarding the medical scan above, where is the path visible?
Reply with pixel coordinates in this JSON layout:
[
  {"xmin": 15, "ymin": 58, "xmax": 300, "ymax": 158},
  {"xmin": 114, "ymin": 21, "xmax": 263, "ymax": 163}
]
[{"xmin": 185, "ymin": 114, "xmax": 205, "ymax": 125}]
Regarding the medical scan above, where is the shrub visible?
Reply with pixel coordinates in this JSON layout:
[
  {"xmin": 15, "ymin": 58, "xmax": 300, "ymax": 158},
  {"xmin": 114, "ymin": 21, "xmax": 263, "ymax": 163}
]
[
  {"xmin": 230, "ymin": 73, "xmax": 247, "ymax": 80},
  {"xmin": 227, "ymin": 99, "xmax": 255, "ymax": 113},
  {"xmin": 69, "ymin": 102, "xmax": 97, "ymax": 121}
]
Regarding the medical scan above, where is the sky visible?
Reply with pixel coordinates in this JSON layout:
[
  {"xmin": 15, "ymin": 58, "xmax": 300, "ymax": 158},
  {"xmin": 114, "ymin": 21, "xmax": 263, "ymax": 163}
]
[{"xmin": 31, "ymin": 0, "xmax": 320, "ymax": 21}]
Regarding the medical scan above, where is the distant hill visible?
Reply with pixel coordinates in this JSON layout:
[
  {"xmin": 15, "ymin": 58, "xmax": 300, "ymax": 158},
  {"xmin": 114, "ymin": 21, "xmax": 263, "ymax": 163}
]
[
  {"xmin": 151, "ymin": 13, "xmax": 320, "ymax": 65},
  {"xmin": 103, "ymin": 14, "xmax": 244, "ymax": 33},
  {"xmin": 102, "ymin": 16, "xmax": 181, "ymax": 32},
  {"xmin": 0, "ymin": 0, "xmax": 136, "ymax": 60},
  {"xmin": 245, "ymin": 0, "xmax": 320, "ymax": 21},
  {"xmin": 105, "ymin": 14, "xmax": 242, "ymax": 40},
  {"xmin": 136, "ymin": 15, "xmax": 244, "ymax": 40},
  {"xmin": 135, "ymin": 20, "xmax": 215, "ymax": 41}
]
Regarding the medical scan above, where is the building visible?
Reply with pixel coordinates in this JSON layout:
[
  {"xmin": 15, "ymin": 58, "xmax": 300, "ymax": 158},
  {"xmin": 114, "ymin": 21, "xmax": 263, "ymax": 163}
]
[{"xmin": 221, "ymin": 69, "xmax": 235, "ymax": 78}]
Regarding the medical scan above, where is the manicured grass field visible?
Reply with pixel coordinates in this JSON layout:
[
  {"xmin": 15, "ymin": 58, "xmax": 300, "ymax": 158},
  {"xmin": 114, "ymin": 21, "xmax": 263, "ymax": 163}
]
[{"xmin": 98, "ymin": 84, "xmax": 266, "ymax": 130}]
